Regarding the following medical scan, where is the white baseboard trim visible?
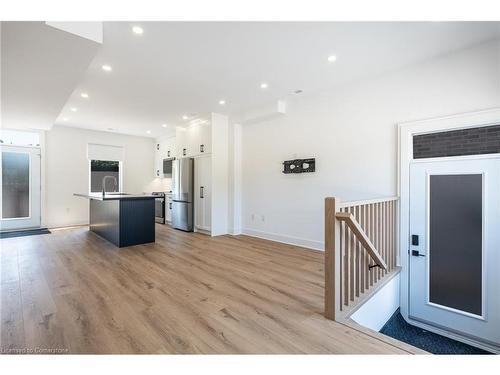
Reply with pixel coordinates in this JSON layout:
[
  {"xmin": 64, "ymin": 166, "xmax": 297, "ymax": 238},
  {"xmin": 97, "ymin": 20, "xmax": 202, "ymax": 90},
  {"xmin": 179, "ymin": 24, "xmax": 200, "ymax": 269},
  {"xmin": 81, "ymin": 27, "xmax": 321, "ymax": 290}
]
[
  {"xmin": 194, "ymin": 228, "xmax": 211, "ymax": 236},
  {"xmin": 242, "ymin": 228, "xmax": 324, "ymax": 251},
  {"xmin": 228, "ymin": 227, "xmax": 242, "ymax": 235},
  {"xmin": 46, "ymin": 221, "xmax": 89, "ymax": 230}
]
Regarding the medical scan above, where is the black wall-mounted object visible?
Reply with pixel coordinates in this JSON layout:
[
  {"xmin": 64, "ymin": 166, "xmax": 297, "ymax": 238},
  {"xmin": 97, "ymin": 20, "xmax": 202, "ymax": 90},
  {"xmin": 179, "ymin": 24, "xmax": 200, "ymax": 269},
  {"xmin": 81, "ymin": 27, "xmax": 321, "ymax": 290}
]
[{"xmin": 282, "ymin": 158, "xmax": 315, "ymax": 174}]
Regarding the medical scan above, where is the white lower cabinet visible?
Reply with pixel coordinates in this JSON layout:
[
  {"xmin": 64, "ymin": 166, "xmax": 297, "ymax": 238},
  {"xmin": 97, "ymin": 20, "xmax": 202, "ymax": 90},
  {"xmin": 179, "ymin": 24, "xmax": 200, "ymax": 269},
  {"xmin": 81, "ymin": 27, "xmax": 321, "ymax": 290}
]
[
  {"xmin": 194, "ymin": 155, "xmax": 211, "ymax": 232},
  {"xmin": 166, "ymin": 196, "xmax": 173, "ymax": 223}
]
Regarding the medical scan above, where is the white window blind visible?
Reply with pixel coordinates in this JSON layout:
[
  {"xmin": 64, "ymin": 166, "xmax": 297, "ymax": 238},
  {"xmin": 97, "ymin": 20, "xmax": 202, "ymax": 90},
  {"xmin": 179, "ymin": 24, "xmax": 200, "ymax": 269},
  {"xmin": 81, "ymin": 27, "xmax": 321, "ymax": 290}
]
[{"xmin": 87, "ymin": 143, "xmax": 124, "ymax": 162}]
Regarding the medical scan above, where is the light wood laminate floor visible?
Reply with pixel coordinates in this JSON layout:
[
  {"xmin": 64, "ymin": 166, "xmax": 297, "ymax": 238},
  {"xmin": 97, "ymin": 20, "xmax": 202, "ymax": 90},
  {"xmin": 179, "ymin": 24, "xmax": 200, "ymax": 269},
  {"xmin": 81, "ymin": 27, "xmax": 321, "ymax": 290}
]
[{"xmin": 1, "ymin": 225, "xmax": 416, "ymax": 354}]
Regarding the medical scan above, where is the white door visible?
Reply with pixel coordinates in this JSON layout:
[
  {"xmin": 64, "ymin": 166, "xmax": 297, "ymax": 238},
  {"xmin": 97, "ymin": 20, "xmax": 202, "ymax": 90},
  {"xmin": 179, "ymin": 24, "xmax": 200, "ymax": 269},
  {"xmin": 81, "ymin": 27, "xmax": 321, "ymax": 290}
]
[
  {"xmin": 409, "ymin": 158, "xmax": 500, "ymax": 348},
  {"xmin": 194, "ymin": 155, "xmax": 211, "ymax": 232},
  {"xmin": 0, "ymin": 146, "xmax": 41, "ymax": 231}
]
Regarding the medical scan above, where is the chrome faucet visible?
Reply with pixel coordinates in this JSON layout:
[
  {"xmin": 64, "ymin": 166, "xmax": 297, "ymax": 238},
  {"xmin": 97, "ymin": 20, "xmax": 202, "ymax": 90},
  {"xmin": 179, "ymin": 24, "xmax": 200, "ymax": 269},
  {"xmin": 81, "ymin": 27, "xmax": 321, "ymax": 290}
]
[{"xmin": 102, "ymin": 176, "xmax": 118, "ymax": 196}]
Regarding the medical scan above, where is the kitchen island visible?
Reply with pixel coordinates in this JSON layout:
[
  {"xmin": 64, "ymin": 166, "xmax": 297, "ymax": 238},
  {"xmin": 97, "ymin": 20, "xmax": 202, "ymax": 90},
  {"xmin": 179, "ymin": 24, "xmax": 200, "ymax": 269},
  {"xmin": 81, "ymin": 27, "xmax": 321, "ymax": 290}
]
[{"xmin": 74, "ymin": 193, "xmax": 156, "ymax": 247}]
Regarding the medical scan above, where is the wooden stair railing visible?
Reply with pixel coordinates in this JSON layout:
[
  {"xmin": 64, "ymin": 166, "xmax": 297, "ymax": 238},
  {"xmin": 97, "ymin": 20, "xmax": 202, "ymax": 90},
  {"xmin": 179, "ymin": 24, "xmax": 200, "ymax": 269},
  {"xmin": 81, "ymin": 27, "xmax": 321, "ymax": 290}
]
[
  {"xmin": 334, "ymin": 212, "xmax": 387, "ymax": 270},
  {"xmin": 325, "ymin": 196, "xmax": 399, "ymax": 321}
]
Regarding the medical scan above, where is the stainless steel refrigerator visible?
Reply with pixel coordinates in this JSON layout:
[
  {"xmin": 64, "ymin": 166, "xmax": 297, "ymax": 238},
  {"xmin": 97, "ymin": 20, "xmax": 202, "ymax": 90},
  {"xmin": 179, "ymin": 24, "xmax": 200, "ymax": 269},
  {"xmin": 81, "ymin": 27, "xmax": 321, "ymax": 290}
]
[{"xmin": 171, "ymin": 158, "xmax": 194, "ymax": 231}]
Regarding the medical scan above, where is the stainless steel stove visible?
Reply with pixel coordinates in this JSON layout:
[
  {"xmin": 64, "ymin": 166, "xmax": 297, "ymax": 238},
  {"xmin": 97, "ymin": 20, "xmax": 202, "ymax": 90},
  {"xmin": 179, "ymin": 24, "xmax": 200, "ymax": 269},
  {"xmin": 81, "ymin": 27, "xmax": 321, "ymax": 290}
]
[{"xmin": 152, "ymin": 192, "xmax": 166, "ymax": 224}]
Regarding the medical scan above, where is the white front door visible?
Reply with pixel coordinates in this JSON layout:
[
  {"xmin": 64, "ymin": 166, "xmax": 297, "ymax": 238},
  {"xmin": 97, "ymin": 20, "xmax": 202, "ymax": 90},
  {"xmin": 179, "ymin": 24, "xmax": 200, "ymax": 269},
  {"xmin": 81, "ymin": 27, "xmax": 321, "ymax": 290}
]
[
  {"xmin": 0, "ymin": 145, "xmax": 41, "ymax": 231},
  {"xmin": 409, "ymin": 157, "xmax": 500, "ymax": 348}
]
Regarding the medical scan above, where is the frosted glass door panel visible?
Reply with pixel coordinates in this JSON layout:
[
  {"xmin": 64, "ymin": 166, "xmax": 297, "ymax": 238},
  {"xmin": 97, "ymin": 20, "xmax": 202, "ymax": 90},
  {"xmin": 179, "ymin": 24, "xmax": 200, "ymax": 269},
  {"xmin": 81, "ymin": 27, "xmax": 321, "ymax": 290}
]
[
  {"xmin": 0, "ymin": 146, "xmax": 40, "ymax": 231},
  {"xmin": 2, "ymin": 151, "xmax": 30, "ymax": 219},
  {"xmin": 429, "ymin": 174, "xmax": 482, "ymax": 316}
]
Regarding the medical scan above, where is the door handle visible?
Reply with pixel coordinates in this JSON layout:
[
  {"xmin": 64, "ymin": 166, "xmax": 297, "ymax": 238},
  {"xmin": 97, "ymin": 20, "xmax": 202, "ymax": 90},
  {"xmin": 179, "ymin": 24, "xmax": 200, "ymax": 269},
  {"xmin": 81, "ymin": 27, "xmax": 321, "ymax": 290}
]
[
  {"xmin": 200, "ymin": 144, "xmax": 204, "ymax": 153},
  {"xmin": 200, "ymin": 186, "xmax": 204, "ymax": 199},
  {"xmin": 411, "ymin": 250, "xmax": 425, "ymax": 257},
  {"xmin": 169, "ymin": 202, "xmax": 172, "ymax": 209},
  {"xmin": 183, "ymin": 148, "xmax": 186, "ymax": 156},
  {"xmin": 167, "ymin": 151, "xmax": 170, "ymax": 157}
]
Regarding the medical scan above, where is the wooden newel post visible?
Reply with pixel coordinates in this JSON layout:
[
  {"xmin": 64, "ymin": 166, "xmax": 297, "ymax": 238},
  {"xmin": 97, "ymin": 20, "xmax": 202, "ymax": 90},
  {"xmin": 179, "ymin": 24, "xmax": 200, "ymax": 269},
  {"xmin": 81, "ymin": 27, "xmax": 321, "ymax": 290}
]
[{"xmin": 324, "ymin": 197, "xmax": 340, "ymax": 320}]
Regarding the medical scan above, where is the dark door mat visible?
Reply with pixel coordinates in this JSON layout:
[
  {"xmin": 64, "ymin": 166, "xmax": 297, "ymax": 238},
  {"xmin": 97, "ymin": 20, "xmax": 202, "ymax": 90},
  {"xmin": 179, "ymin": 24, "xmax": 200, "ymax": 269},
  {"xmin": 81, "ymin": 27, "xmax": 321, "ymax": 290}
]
[
  {"xmin": 0, "ymin": 228, "xmax": 51, "ymax": 239},
  {"xmin": 380, "ymin": 308, "xmax": 492, "ymax": 354}
]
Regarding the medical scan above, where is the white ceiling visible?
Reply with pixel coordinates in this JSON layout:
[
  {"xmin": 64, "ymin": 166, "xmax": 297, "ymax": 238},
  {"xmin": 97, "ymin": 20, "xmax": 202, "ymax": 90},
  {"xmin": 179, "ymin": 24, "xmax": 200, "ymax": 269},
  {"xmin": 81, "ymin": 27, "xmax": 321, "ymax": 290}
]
[
  {"xmin": 5, "ymin": 22, "xmax": 500, "ymax": 137},
  {"xmin": 1, "ymin": 22, "xmax": 100, "ymax": 130}
]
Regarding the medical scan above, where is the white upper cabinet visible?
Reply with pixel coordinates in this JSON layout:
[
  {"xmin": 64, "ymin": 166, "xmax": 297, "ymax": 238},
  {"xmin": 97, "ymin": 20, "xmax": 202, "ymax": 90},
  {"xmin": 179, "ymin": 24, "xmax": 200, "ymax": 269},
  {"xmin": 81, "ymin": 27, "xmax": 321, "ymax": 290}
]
[
  {"xmin": 176, "ymin": 127, "xmax": 189, "ymax": 157},
  {"xmin": 154, "ymin": 141, "xmax": 162, "ymax": 178},
  {"xmin": 198, "ymin": 122, "xmax": 211, "ymax": 155},
  {"xmin": 163, "ymin": 137, "xmax": 176, "ymax": 159},
  {"xmin": 154, "ymin": 135, "xmax": 176, "ymax": 178},
  {"xmin": 187, "ymin": 123, "xmax": 201, "ymax": 156},
  {"xmin": 175, "ymin": 121, "xmax": 212, "ymax": 158}
]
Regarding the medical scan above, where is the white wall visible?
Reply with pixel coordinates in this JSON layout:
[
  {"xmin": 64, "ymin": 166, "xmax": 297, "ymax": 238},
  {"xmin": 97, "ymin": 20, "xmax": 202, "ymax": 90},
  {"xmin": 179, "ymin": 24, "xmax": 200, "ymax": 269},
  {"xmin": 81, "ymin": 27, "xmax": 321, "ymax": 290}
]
[
  {"xmin": 44, "ymin": 125, "xmax": 156, "ymax": 228},
  {"xmin": 211, "ymin": 113, "xmax": 230, "ymax": 236},
  {"xmin": 351, "ymin": 273, "xmax": 400, "ymax": 331},
  {"xmin": 230, "ymin": 124, "xmax": 243, "ymax": 235},
  {"xmin": 240, "ymin": 39, "xmax": 500, "ymax": 250}
]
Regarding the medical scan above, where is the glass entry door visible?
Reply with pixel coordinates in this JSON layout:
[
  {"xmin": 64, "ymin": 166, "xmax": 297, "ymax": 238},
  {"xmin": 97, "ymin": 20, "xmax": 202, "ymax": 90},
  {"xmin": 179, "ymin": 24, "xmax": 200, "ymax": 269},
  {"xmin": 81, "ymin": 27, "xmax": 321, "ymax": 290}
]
[
  {"xmin": 0, "ymin": 145, "xmax": 41, "ymax": 231},
  {"xmin": 409, "ymin": 158, "xmax": 500, "ymax": 348}
]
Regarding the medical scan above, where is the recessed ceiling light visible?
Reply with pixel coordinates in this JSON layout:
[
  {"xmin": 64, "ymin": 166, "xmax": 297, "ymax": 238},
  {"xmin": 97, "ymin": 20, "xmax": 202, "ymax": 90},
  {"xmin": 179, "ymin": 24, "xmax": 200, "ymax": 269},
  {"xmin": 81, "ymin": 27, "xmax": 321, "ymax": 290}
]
[
  {"xmin": 161, "ymin": 124, "xmax": 168, "ymax": 128},
  {"xmin": 182, "ymin": 115, "xmax": 189, "ymax": 120},
  {"xmin": 70, "ymin": 107, "xmax": 78, "ymax": 112},
  {"xmin": 132, "ymin": 26, "xmax": 144, "ymax": 35},
  {"xmin": 146, "ymin": 130, "xmax": 151, "ymax": 134},
  {"xmin": 327, "ymin": 55, "xmax": 337, "ymax": 63},
  {"xmin": 81, "ymin": 92, "xmax": 89, "ymax": 98},
  {"xmin": 219, "ymin": 100, "xmax": 226, "ymax": 105},
  {"xmin": 102, "ymin": 64, "xmax": 112, "ymax": 72},
  {"xmin": 62, "ymin": 117, "xmax": 68, "ymax": 121},
  {"xmin": 260, "ymin": 82, "xmax": 268, "ymax": 89}
]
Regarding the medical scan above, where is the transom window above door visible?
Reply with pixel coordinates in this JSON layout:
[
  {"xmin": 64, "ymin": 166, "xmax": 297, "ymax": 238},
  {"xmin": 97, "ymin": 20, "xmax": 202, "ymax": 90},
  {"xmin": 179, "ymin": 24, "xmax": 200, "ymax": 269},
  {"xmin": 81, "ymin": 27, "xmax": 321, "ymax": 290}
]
[{"xmin": 413, "ymin": 124, "xmax": 500, "ymax": 159}]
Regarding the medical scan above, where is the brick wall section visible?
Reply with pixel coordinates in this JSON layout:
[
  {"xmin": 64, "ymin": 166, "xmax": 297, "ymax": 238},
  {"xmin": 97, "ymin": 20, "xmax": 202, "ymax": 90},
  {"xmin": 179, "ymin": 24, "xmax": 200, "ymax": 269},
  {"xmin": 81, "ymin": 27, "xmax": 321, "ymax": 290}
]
[{"xmin": 413, "ymin": 124, "xmax": 500, "ymax": 159}]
